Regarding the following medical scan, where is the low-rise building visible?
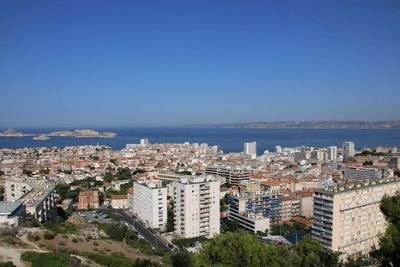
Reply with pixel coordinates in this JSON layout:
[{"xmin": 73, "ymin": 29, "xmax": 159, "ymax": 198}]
[
  {"xmin": 78, "ymin": 191, "xmax": 100, "ymax": 209},
  {"xmin": 111, "ymin": 194, "xmax": 128, "ymax": 209},
  {"xmin": 0, "ymin": 201, "xmax": 26, "ymax": 225}
]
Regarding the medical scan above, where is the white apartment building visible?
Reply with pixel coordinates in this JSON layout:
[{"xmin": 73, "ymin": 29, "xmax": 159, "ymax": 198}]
[
  {"xmin": 343, "ymin": 141, "xmax": 355, "ymax": 161},
  {"xmin": 327, "ymin": 146, "xmax": 338, "ymax": 161},
  {"xmin": 174, "ymin": 175, "xmax": 220, "ymax": 238},
  {"xmin": 132, "ymin": 178, "xmax": 167, "ymax": 230},
  {"xmin": 244, "ymin": 142, "xmax": 257, "ymax": 159},
  {"xmin": 5, "ymin": 177, "xmax": 57, "ymax": 222},
  {"xmin": 312, "ymin": 178, "xmax": 400, "ymax": 260},
  {"xmin": 140, "ymin": 138, "xmax": 150, "ymax": 146}
]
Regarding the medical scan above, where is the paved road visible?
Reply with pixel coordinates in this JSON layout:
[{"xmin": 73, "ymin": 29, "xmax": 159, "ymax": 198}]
[{"xmin": 113, "ymin": 209, "xmax": 171, "ymax": 252}]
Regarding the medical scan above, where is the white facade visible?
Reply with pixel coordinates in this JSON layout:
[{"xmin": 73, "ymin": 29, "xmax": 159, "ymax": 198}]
[
  {"xmin": 174, "ymin": 175, "xmax": 220, "ymax": 238},
  {"xmin": 244, "ymin": 142, "xmax": 257, "ymax": 159},
  {"xmin": 327, "ymin": 146, "xmax": 337, "ymax": 161},
  {"xmin": 133, "ymin": 179, "xmax": 167, "ymax": 230},
  {"xmin": 343, "ymin": 141, "xmax": 355, "ymax": 161},
  {"xmin": 140, "ymin": 138, "xmax": 150, "ymax": 146}
]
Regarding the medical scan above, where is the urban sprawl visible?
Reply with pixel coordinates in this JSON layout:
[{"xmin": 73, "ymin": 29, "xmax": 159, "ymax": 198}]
[{"xmin": 1, "ymin": 139, "xmax": 400, "ymax": 264}]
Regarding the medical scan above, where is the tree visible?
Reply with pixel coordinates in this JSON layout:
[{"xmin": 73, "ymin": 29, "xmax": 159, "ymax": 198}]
[
  {"xmin": 171, "ymin": 251, "xmax": 193, "ymax": 267},
  {"xmin": 371, "ymin": 192, "xmax": 400, "ymax": 266},
  {"xmin": 292, "ymin": 236, "xmax": 339, "ymax": 267},
  {"xmin": 55, "ymin": 183, "xmax": 70, "ymax": 201},
  {"xmin": 104, "ymin": 172, "xmax": 114, "ymax": 183},
  {"xmin": 195, "ymin": 231, "xmax": 293, "ymax": 267},
  {"xmin": 167, "ymin": 200, "xmax": 175, "ymax": 232}
]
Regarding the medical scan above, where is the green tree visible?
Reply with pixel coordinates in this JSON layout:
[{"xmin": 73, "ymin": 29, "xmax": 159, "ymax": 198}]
[
  {"xmin": 292, "ymin": 236, "xmax": 339, "ymax": 267},
  {"xmin": 371, "ymin": 192, "xmax": 400, "ymax": 267},
  {"xmin": 55, "ymin": 183, "xmax": 70, "ymax": 201},
  {"xmin": 196, "ymin": 231, "xmax": 293, "ymax": 267},
  {"xmin": 167, "ymin": 200, "xmax": 175, "ymax": 232},
  {"xmin": 104, "ymin": 172, "xmax": 114, "ymax": 183}
]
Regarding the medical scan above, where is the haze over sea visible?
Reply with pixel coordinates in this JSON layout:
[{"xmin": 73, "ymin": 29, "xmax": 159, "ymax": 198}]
[{"xmin": 1, "ymin": 128, "xmax": 400, "ymax": 155}]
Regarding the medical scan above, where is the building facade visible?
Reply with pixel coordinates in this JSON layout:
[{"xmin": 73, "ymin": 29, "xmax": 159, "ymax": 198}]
[
  {"xmin": 132, "ymin": 179, "xmax": 167, "ymax": 230},
  {"xmin": 174, "ymin": 175, "xmax": 220, "ymax": 238},
  {"xmin": 78, "ymin": 191, "xmax": 100, "ymax": 209},
  {"xmin": 343, "ymin": 141, "xmax": 355, "ymax": 161},
  {"xmin": 312, "ymin": 178, "xmax": 400, "ymax": 260},
  {"xmin": 244, "ymin": 142, "xmax": 257, "ymax": 159},
  {"xmin": 205, "ymin": 165, "xmax": 250, "ymax": 185}
]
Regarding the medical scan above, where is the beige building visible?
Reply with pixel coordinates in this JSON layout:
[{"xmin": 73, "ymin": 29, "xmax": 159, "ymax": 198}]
[
  {"xmin": 281, "ymin": 197, "xmax": 300, "ymax": 221},
  {"xmin": 174, "ymin": 175, "xmax": 220, "ymax": 238},
  {"xmin": 111, "ymin": 194, "xmax": 128, "ymax": 209},
  {"xmin": 78, "ymin": 191, "xmax": 100, "ymax": 209},
  {"xmin": 312, "ymin": 178, "xmax": 400, "ymax": 260}
]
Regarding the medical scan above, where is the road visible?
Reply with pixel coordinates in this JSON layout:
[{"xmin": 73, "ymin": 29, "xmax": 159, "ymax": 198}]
[{"xmin": 113, "ymin": 209, "xmax": 171, "ymax": 252}]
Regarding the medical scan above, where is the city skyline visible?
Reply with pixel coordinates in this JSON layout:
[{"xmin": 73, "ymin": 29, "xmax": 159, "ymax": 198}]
[{"xmin": 1, "ymin": 1, "xmax": 400, "ymax": 127}]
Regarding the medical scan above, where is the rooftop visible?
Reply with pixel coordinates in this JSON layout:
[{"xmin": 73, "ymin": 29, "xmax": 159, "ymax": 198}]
[{"xmin": 0, "ymin": 201, "xmax": 24, "ymax": 215}]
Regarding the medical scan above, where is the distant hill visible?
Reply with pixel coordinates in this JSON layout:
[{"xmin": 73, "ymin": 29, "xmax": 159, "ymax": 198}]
[{"xmin": 215, "ymin": 120, "xmax": 400, "ymax": 129}]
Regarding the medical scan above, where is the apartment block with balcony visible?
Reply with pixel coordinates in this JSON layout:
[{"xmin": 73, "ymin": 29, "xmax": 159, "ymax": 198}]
[
  {"xmin": 133, "ymin": 178, "xmax": 167, "ymax": 230},
  {"xmin": 228, "ymin": 192, "xmax": 270, "ymax": 233},
  {"xmin": 312, "ymin": 178, "xmax": 400, "ymax": 260},
  {"xmin": 205, "ymin": 165, "xmax": 250, "ymax": 185},
  {"xmin": 174, "ymin": 175, "xmax": 220, "ymax": 238}
]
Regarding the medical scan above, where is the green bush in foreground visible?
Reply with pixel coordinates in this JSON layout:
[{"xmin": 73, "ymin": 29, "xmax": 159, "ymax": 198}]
[
  {"xmin": 83, "ymin": 252, "xmax": 160, "ymax": 267},
  {"xmin": 21, "ymin": 252, "xmax": 79, "ymax": 267},
  {"xmin": 0, "ymin": 261, "xmax": 15, "ymax": 267}
]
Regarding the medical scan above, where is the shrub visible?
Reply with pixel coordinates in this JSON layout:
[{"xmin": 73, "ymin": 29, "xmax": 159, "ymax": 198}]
[
  {"xmin": 93, "ymin": 241, "xmax": 99, "ymax": 246},
  {"xmin": 0, "ymin": 261, "xmax": 15, "ymax": 267},
  {"xmin": 58, "ymin": 241, "xmax": 66, "ymax": 246},
  {"xmin": 27, "ymin": 232, "xmax": 40, "ymax": 242},
  {"xmin": 72, "ymin": 238, "xmax": 78, "ymax": 243},
  {"xmin": 21, "ymin": 252, "xmax": 79, "ymax": 267},
  {"xmin": 43, "ymin": 231, "xmax": 55, "ymax": 240}
]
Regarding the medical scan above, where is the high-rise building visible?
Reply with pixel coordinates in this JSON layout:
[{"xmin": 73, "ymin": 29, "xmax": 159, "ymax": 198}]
[
  {"xmin": 133, "ymin": 178, "xmax": 167, "ymax": 230},
  {"xmin": 343, "ymin": 141, "xmax": 355, "ymax": 161},
  {"xmin": 312, "ymin": 178, "xmax": 400, "ymax": 260},
  {"xmin": 244, "ymin": 142, "xmax": 257, "ymax": 159},
  {"xmin": 174, "ymin": 175, "xmax": 220, "ymax": 238},
  {"xmin": 327, "ymin": 146, "xmax": 337, "ymax": 161},
  {"xmin": 275, "ymin": 146, "xmax": 282, "ymax": 153},
  {"xmin": 140, "ymin": 138, "xmax": 150, "ymax": 146}
]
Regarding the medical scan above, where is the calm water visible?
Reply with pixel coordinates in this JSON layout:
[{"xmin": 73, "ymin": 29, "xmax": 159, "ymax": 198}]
[{"xmin": 0, "ymin": 128, "xmax": 399, "ymax": 154}]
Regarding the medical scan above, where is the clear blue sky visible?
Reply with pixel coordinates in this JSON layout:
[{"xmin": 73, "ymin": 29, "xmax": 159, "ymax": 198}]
[{"xmin": 1, "ymin": 0, "xmax": 400, "ymax": 128}]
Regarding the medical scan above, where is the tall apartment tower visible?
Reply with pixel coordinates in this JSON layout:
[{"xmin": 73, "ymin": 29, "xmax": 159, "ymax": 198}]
[
  {"xmin": 133, "ymin": 178, "xmax": 167, "ymax": 230},
  {"xmin": 312, "ymin": 178, "xmax": 400, "ymax": 260},
  {"xmin": 343, "ymin": 141, "xmax": 355, "ymax": 161},
  {"xmin": 244, "ymin": 142, "xmax": 257, "ymax": 159},
  {"xmin": 174, "ymin": 175, "xmax": 220, "ymax": 238},
  {"xmin": 327, "ymin": 146, "xmax": 338, "ymax": 161},
  {"xmin": 140, "ymin": 138, "xmax": 150, "ymax": 146}
]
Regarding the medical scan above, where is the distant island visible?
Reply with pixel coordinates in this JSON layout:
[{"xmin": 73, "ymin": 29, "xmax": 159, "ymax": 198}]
[
  {"xmin": 0, "ymin": 128, "xmax": 28, "ymax": 137},
  {"xmin": 215, "ymin": 120, "xmax": 400, "ymax": 129},
  {"xmin": 0, "ymin": 129, "xmax": 117, "ymax": 140},
  {"xmin": 49, "ymin": 129, "xmax": 116, "ymax": 138}
]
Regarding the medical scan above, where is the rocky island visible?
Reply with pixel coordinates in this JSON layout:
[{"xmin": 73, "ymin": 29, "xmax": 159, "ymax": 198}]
[
  {"xmin": 49, "ymin": 129, "xmax": 116, "ymax": 138},
  {"xmin": 0, "ymin": 128, "xmax": 116, "ymax": 139},
  {"xmin": 33, "ymin": 134, "xmax": 50, "ymax": 141},
  {"xmin": 0, "ymin": 128, "xmax": 27, "ymax": 136}
]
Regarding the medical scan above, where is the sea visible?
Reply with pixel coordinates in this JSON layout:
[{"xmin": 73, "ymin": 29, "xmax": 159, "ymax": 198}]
[{"xmin": 0, "ymin": 128, "xmax": 399, "ymax": 155}]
